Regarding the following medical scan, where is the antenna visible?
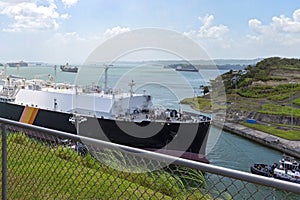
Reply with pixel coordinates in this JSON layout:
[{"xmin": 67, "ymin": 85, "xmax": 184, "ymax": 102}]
[{"xmin": 129, "ymin": 80, "xmax": 136, "ymax": 97}]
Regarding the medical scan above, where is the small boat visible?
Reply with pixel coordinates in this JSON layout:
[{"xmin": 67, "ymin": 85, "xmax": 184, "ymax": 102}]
[
  {"xmin": 250, "ymin": 154, "xmax": 300, "ymax": 183},
  {"xmin": 60, "ymin": 63, "xmax": 78, "ymax": 73},
  {"xmin": 250, "ymin": 163, "xmax": 273, "ymax": 177}
]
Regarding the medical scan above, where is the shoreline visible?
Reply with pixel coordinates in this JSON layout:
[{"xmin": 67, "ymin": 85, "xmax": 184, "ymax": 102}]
[{"xmin": 212, "ymin": 121, "xmax": 300, "ymax": 159}]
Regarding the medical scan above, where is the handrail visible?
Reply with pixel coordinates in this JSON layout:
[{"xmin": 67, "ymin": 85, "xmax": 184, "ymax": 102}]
[{"xmin": 1, "ymin": 117, "xmax": 300, "ymax": 195}]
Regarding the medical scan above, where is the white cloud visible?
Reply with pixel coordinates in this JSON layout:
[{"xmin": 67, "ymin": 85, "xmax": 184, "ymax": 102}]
[
  {"xmin": 293, "ymin": 9, "xmax": 300, "ymax": 21},
  {"xmin": 243, "ymin": 8, "xmax": 300, "ymax": 58},
  {"xmin": 248, "ymin": 19, "xmax": 264, "ymax": 33},
  {"xmin": 61, "ymin": 0, "xmax": 78, "ymax": 7},
  {"xmin": 182, "ymin": 14, "xmax": 230, "ymax": 58},
  {"xmin": 247, "ymin": 8, "xmax": 300, "ymax": 49},
  {"xmin": 103, "ymin": 26, "xmax": 131, "ymax": 39},
  {"xmin": 184, "ymin": 14, "xmax": 229, "ymax": 39},
  {"xmin": 43, "ymin": 27, "xmax": 132, "ymax": 63},
  {"xmin": 0, "ymin": 0, "xmax": 73, "ymax": 32},
  {"xmin": 60, "ymin": 13, "xmax": 70, "ymax": 19},
  {"xmin": 249, "ymin": 8, "xmax": 300, "ymax": 34}
]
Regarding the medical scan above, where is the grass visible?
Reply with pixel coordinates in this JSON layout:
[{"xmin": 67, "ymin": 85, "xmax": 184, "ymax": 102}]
[
  {"xmin": 293, "ymin": 97, "xmax": 300, "ymax": 107},
  {"xmin": 237, "ymin": 84, "xmax": 300, "ymax": 100},
  {"xmin": 259, "ymin": 104, "xmax": 300, "ymax": 118},
  {"xmin": 180, "ymin": 96, "xmax": 227, "ymax": 112},
  {"xmin": 1, "ymin": 133, "xmax": 213, "ymax": 200},
  {"xmin": 241, "ymin": 122, "xmax": 300, "ymax": 140},
  {"xmin": 180, "ymin": 96, "xmax": 212, "ymax": 112},
  {"xmin": 267, "ymin": 93, "xmax": 291, "ymax": 101}
]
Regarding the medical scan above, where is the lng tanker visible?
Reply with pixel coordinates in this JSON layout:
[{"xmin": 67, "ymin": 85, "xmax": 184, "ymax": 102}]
[{"xmin": 0, "ymin": 71, "xmax": 211, "ymax": 162}]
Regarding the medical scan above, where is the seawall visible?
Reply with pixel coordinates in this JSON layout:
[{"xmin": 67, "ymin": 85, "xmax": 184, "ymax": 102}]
[{"xmin": 212, "ymin": 121, "xmax": 300, "ymax": 159}]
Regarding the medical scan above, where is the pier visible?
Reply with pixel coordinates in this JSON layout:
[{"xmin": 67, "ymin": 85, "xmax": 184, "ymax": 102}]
[{"xmin": 212, "ymin": 121, "xmax": 300, "ymax": 159}]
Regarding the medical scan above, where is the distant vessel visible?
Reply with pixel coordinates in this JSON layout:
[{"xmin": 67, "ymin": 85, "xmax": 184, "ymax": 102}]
[
  {"xmin": 250, "ymin": 154, "xmax": 300, "ymax": 183},
  {"xmin": 60, "ymin": 63, "xmax": 78, "ymax": 73},
  {"xmin": 6, "ymin": 61, "xmax": 28, "ymax": 67},
  {"xmin": 175, "ymin": 66, "xmax": 199, "ymax": 72}
]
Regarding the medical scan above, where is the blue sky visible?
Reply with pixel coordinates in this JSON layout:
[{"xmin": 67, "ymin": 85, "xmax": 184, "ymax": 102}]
[{"xmin": 0, "ymin": 0, "xmax": 300, "ymax": 63}]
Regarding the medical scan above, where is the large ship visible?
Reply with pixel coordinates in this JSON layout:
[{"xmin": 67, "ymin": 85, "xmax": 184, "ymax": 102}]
[
  {"xmin": 6, "ymin": 61, "xmax": 28, "ymax": 67},
  {"xmin": 0, "ymin": 69, "xmax": 211, "ymax": 162},
  {"xmin": 60, "ymin": 63, "xmax": 78, "ymax": 73}
]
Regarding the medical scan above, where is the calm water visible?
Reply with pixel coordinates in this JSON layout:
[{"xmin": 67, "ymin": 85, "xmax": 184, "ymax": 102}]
[{"xmin": 1, "ymin": 65, "xmax": 289, "ymax": 172}]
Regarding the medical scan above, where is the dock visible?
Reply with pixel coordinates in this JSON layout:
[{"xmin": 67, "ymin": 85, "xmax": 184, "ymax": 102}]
[{"xmin": 212, "ymin": 121, "xmax": 300, "ymax": 159}]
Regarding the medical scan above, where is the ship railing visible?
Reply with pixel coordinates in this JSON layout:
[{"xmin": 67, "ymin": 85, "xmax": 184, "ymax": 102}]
[{"xmin": 1, "ymin": 117, "xmax": 300, "ymax": 200}]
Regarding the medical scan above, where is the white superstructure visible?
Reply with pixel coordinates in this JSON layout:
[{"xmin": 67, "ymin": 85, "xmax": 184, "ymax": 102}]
[
  {"xmin": 13, "ymin": 84, "xmax": 152, "ymax": 119},
  {"xmin": 273, "ymin": 155, "xmax": 300, "ymax": 182},
  {"xmin": 0, "ymin": 71, "xmax": 207, "ymax": 123}
]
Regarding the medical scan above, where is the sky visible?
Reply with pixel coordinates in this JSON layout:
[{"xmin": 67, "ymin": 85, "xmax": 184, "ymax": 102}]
[{"xmin": 0, "ymin": 0, "xmax": 300, "ymax": 64}]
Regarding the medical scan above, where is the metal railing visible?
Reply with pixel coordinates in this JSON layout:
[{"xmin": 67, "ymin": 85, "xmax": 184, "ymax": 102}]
[{"xmin": 1, "ymin": 117, "xmax": 300, "ymax": 199}]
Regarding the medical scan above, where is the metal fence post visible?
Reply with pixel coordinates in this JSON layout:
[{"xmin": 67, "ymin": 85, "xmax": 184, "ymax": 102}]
[{"xmin": 1, "ymin": 124, "xmax": 7, "ymax": 200}]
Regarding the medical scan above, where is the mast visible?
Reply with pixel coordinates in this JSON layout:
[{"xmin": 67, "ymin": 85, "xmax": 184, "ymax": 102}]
[
  {"xmin": 104, "ymin": 64, "xmax": 113, "ymax": 93},
  {"xmin": 54, "ymin": 65, "xmax": 57, "ymax": 88},
  {"xmin": 129, "ymin": 80, "xmax": 136, "ymax": 97}
]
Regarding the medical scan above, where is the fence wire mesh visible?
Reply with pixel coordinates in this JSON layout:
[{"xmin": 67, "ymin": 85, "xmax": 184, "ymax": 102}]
[{"xmin": 1, "ymin": 121, "xmax": 300, "ymax": 200}]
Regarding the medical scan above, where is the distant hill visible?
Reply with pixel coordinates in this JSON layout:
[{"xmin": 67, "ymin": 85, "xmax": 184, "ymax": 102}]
[
  {"xmin": 213, "ymin": 58, "xmax": 262, "ymax": 66},
  {"xmin": 164, "ymin": 58, "xmax": 261, "ymax": 71},
  {"xmin": 213, "ymin": 57, "xmax": 300, "ymax": 92},
  {"xmin": 207, "ymin": 57, "xmax": 300, "ymax": 128},
  {"xmin": 153, "ymin": 58, "xmax": 261, "ymax": 67},
  {"xmin": 87, "ymin": 58, "xmax": 261, "ymax": 68}
]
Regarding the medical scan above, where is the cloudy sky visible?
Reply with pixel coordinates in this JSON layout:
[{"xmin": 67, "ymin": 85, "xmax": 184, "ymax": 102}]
[{"xmin": 0, "ymin": 0, "xmax": 300, "ymax": 64}]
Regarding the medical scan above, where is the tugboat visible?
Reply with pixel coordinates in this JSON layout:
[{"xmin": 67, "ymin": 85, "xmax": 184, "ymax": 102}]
[
  {"xmin": 250, "ymin": 154, "xmax": 300, "ymax": 183},
  {"xmin": 60, "ymin": 62, "xmax": 78, "ymax": 73},
  {"xmin": 250, "ymin": 163, "xmax": 273, "ymax": 177}
]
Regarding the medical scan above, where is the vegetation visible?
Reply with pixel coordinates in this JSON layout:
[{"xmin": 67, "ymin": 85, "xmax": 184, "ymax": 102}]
[
  {"xmin": 259, "ymin": 104, "xmax": 300, "ymax": 118},
  {"xmin": 237, "ymin": 84, "xmax": 300, "ymax": 100},
  {"xmin": 3, "ymin": 133, "xmax": 216, "ymax": 199},
  {"xmin": 243, "ymin": 57, "xmax": 300, "ymax": 82},
  {"xmin": 241, "ymin": 122, "xmax": 300, "ymax": 140},
  {"xmin": 181, "ymin": 57, "xmax": 300, "ymax": 143},
  {"xmin": 293, "ymin": 97, "xmax": 300, "ymax": 107},
  {"xmin": 180, "ymin": 96, "xmax": 212, "ymax": 112},
  {"xmin": 211, "ymin": 57, "xmax": 300, "ymax": 93}
]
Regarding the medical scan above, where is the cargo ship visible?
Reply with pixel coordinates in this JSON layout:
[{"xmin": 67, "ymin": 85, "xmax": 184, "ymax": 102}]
[
  {"xmin": 60, "ymin": 63, "xmax": 78, "ymax": 73},
  {"xmin": 175, "ymin": 66, "xmax": 199, "ymax": 72},
  {"xmin": 6, "ymin": 61, "xmax": 28, "ymax": 67},
  {"xmin": 0, "ymin": 70, "xmax": 211, "ymax": 162}
]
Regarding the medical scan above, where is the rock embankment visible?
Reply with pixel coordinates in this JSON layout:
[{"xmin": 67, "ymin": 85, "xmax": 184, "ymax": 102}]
[
  {"xmin": 225, "ymin": 108, "xmax": 300, "ymax": 126},
  {"xmin": 254, "ymin": 113, "xmax": 300, "ymax": 126}
]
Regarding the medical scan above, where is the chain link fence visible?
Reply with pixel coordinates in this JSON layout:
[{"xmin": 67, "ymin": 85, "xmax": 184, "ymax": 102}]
[{"xmin": 1, "ymin": 118, "xmax": 300, "ymax": 200}]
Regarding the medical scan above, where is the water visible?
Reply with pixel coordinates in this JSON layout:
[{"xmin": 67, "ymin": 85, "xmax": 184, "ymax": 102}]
[
  {"xmin": 207, "ymin": 127, "xmax": 283, "ymax": 171},
  {"xmin": 0, "ymin": 65, "xmax": 290, "ymax": 172}
]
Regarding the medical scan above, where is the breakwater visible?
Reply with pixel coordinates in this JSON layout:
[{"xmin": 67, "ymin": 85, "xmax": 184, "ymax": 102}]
[{"xmin": 212, "ymin": 121, "xmax": 300, "ymax": 159}]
